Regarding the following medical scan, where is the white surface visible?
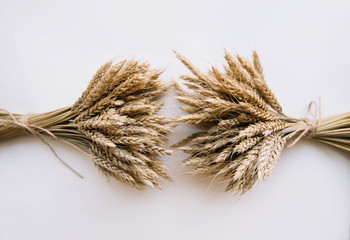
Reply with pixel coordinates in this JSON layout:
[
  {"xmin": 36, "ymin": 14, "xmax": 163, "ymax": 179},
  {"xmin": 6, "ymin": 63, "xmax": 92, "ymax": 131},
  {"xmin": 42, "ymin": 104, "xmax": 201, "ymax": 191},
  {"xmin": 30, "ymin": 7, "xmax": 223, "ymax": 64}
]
[{"xmin": 0, "ymin": 0, "xmax": 350, "ymax": 239}]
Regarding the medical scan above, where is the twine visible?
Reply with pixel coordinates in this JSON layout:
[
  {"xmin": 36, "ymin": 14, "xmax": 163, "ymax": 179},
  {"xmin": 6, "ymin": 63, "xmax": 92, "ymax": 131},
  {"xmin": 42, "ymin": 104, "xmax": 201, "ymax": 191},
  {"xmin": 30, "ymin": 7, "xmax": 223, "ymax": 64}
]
[
  {"xmin": 287, "ymin": 99, "xmax": 321, "ymax": 147},
  {"xmin": 0, "ymin": 109, "xmax": 83, "ymax": 178}
]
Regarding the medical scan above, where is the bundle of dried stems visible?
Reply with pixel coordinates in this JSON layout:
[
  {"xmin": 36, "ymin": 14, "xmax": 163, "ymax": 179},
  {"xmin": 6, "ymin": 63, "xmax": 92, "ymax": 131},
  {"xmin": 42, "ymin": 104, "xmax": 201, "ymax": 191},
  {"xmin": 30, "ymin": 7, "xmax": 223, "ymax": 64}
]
[
  {"xmin": 174, "ymin": 50, "xmax": 350, "ymax": 194},
  {"xmin": 0, "ymin": 60, "xmax": 172, "ymax": 189}
]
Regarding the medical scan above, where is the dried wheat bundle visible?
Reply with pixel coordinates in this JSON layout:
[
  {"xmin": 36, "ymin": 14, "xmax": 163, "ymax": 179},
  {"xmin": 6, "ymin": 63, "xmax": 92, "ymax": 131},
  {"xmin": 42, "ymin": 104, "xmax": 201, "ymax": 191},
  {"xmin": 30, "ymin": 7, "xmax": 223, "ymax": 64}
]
[
  {"xmin": 0, "ymin": 59, "xmax": 172, "ymax": 189},
  {"xmin": 174, "ymin": 50, "xmax": 350, "ymax": 194}
]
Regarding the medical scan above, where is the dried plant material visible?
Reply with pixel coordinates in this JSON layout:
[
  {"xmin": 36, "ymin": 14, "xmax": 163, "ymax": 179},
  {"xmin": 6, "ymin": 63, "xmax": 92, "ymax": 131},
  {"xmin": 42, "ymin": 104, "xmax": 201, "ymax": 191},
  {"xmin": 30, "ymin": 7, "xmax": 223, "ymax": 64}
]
[
  {"xmin": 0, "ymin": 60, "xmax": 172, "ymax": 189},
  {"xmin": 174, "ymin": 50, "xmax": 350, "ymax": 195}
]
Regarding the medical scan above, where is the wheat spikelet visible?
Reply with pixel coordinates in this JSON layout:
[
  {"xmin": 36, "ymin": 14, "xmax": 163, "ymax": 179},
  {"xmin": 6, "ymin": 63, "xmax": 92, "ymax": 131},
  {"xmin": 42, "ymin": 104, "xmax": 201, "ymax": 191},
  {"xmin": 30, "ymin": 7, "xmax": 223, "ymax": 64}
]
[
  {"xmin": 0, "ymin": 59, "xmax": 172, "ymax": 189},
  {"xmin": 238, "ymin": 122, "xmax": 271, "ymax": 139},
  {"xmin": 234, "ymin": 136, "xmax": 262, "ymax": 153},
  {"xmin": 261, "ymin": 136, "xmax": 286, "ymax": 180},
  {"xmin": 175, "ymin": 49, "xmax": 350, "ymax": 195},
  {"xmin": 256, "ymin": 132, "xmax": 279, "ymax": 180}
]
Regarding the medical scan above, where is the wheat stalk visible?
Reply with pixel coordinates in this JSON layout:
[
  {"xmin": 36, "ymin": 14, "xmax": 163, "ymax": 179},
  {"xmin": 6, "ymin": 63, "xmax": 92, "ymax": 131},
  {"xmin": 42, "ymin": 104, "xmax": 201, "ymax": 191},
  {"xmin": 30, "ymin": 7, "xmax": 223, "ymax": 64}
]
[
  {"xmin": 0, "ymin": 59, "xmax": 173, "ymax": 189},
  {"xmin": 174, "ymin": 50, "xmax": 350, "ymax": 194}
]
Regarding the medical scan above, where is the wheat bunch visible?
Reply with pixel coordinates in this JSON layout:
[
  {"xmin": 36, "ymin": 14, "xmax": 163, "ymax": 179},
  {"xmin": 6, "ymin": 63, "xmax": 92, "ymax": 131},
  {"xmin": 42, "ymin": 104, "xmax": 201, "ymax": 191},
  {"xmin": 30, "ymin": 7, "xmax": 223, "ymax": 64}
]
[
  {"xmin": 0, "ymin": 59, "xmax": 173, "ymax": 189},
  {"xmin": 174, "ymin": 50, "xmax": 350, "ymax": 195}
]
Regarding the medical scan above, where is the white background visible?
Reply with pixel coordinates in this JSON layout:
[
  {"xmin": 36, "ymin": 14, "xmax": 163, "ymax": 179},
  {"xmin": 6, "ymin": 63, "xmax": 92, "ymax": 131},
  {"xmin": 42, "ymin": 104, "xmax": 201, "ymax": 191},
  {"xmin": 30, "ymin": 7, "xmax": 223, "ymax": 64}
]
[{"xmin": 0, "ymin": 0, "xmax": 349, "ymax": 239}]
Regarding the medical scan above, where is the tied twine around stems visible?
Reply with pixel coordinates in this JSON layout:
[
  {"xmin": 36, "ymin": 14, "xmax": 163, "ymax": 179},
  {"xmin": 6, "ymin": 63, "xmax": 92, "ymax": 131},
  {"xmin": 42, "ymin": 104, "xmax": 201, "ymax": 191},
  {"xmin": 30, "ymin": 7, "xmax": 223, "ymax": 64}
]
[
  {"xmin": 287, "ymin": 99, "xmax": 321, "ymax": 147},
  {"xmin": 0, "ymin": 109, "xmax": 83, "ymax": 178}
]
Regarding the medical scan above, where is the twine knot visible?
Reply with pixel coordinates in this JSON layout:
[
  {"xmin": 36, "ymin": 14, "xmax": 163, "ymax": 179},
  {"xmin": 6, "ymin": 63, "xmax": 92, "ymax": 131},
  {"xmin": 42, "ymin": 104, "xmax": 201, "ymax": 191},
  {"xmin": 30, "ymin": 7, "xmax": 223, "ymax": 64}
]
[
  {"xmin": 302, "ymin": 100, "xmax": 321, "ymax": 138},
  {"xmin": 287, "ymin": 99, "xmax": 321, "ymax": 147}
]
